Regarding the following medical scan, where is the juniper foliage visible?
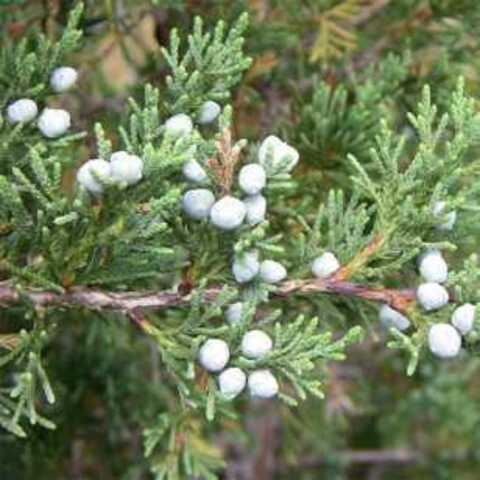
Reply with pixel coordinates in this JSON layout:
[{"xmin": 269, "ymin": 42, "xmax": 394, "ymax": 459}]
[{"xmin": 1, "ymin": 1, "xmax": 480, "ymax": 479}]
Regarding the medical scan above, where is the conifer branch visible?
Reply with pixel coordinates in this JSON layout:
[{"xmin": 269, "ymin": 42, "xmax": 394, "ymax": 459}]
[{"xmin": 0, "ymin": 277, "xmax": 419, "ymax": 314}]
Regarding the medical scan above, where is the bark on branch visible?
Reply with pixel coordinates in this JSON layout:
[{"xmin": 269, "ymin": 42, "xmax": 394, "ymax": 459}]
[
  {"xmin": 0, "ymin": 277, "xmax": 417, "ymax": 314},
  {"xmin": 275, "ymin": 448, "xmax": 421, "ymax": 474}
]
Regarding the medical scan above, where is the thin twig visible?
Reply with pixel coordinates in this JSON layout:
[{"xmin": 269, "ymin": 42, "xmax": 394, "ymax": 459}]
[{"xmin": 275, "ymin": 448, "xmax": 421, "ymax": 474}]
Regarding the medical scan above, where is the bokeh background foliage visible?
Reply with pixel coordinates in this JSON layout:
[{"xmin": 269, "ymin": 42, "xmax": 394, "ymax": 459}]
[{"xmin": 1, "ymin": 0, "xmax": 480, "ymax": 479}]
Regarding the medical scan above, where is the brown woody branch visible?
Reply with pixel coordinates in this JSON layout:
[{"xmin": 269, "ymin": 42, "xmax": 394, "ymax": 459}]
[
  {"xmin": 275, "ymin": 448, "xmax": 421, "ymax": 474},
  {"xmin": 0, "ymin": 277, "xmax": 416, "ymax": 314}
]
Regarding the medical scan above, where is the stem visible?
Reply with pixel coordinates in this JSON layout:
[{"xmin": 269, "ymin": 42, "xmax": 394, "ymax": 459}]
[
  {"xmin": 0, "ymin": 277, "xmax": 417, "ymax": 314},
  {"xmin": 275, "ymin": 448, "xmax": 421, "ymax": 474}
]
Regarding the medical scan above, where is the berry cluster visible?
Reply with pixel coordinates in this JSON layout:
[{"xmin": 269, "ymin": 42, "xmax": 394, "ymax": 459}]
[
  {"xmin": 198, "ymin": 330, "xmax": 278, "ymax": 399},
  {"xmin": 199, "ymin": 249, "xmax": 344, "ymax": 401},
  {"xmin": 76, "ymin": 151, "xmax": 144, "ymax": 194},
  {"xmin": 379, "ymin": 225, "xmax": 477, "ymax": 359},
  {"xmin": 6, "ymin": 66, "xmax": 77, "ymax": 138},
  {"xmin": 75, "ymin": 101, "xmax": 220, "ymax": 194},
  {"xmin": 181, "ymin": 134, "xmax": 299, "ymax": 230},
  {"xmin": 232, "ymin": 250, "xmax": 287, "ymax": 285}
]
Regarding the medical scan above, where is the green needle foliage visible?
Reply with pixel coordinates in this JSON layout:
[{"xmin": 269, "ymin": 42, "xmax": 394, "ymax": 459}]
[
  {"xmin": 1, "ymin": 1, "xmax": 480, "ymax": 479},
  {"xmin": 162, "ymin": 13, "xmax": 252, "ymax": 114}
]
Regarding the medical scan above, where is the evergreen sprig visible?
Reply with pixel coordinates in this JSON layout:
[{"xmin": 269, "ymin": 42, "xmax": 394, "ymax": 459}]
[
  {"xmin": 1, "ymin": 3, "xmax": 480, "ymax": 478},
  {"xmin": 0, "ymin": 2, "xmax": 83, "ymax": 105},
  {"xmin": 161, "ymin": 13, "xmax": 252, "ymax": 114}
]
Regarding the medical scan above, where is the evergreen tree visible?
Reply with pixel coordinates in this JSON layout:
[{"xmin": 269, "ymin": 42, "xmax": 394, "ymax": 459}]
[{"xmin": 1, "ymin": 1, "xmax": 480, "ymax": 478}]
